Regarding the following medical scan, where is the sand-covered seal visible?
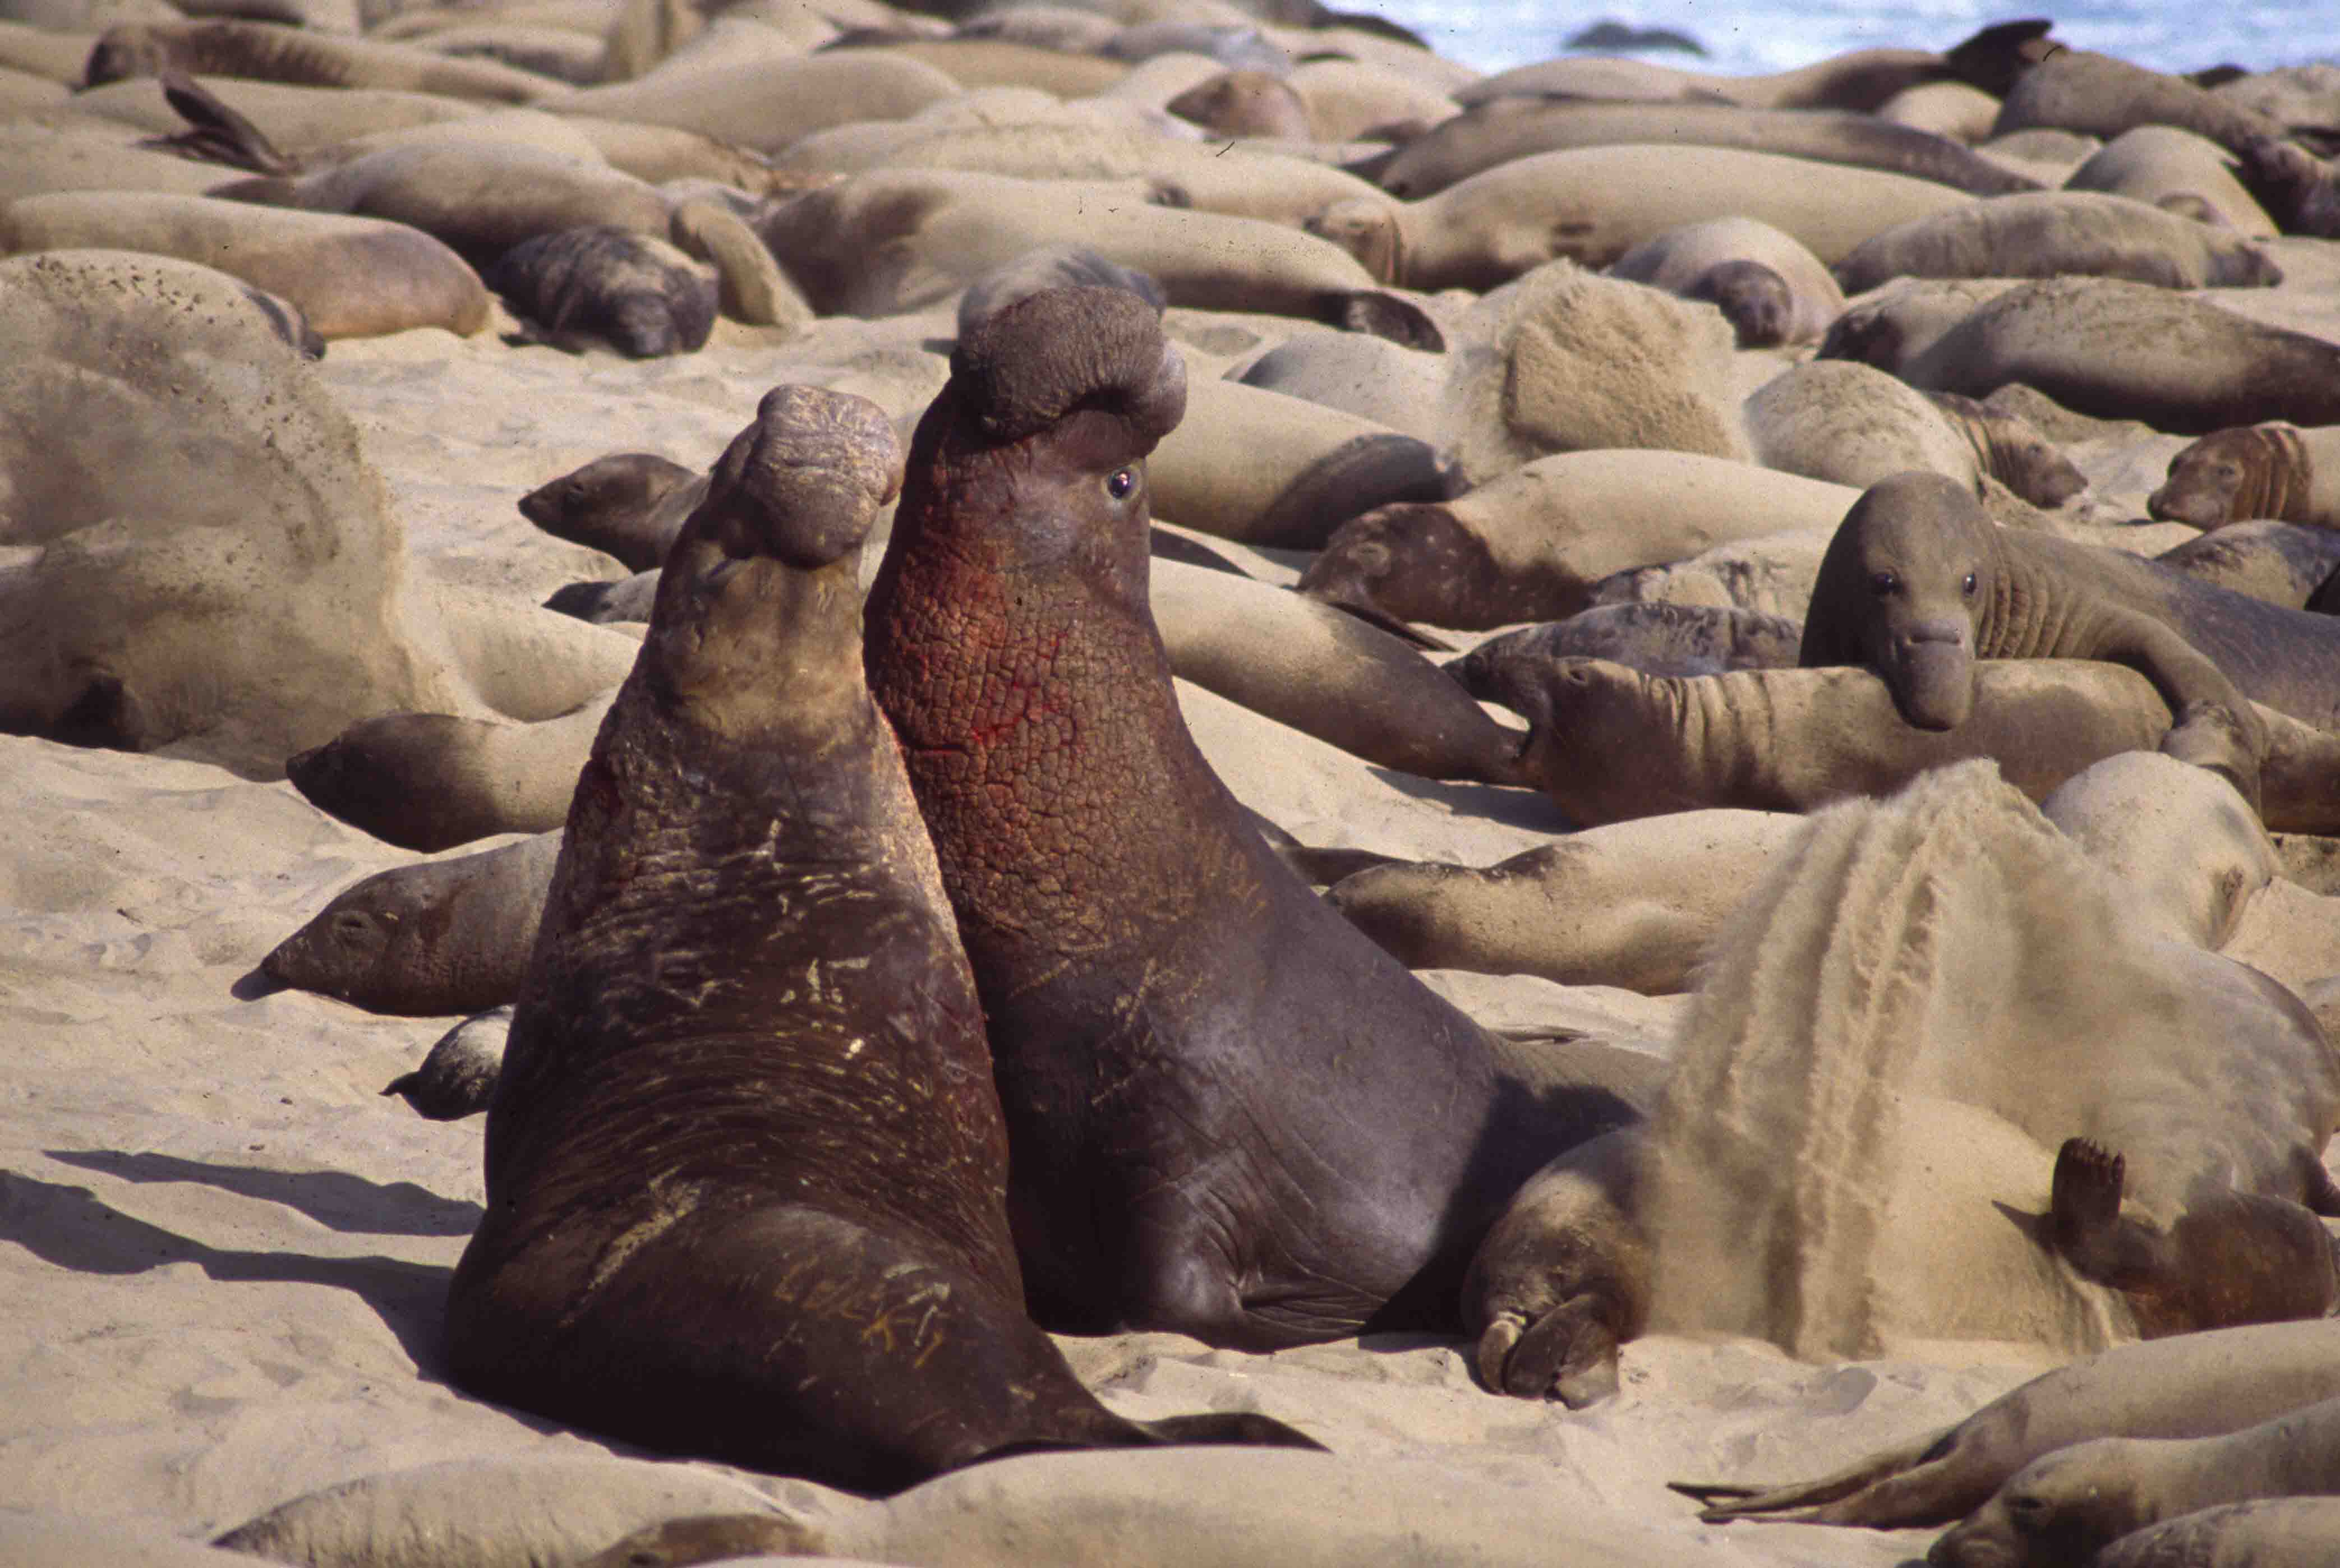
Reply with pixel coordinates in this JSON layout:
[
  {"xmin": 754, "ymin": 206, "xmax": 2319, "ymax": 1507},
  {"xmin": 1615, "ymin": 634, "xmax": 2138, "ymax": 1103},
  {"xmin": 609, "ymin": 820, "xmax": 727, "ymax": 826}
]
[
  {"xmin": 486, "ymin": 224, "xmax": 715, "ymax": 357},
  {"xmin": 1933, "ymin": 1394, "xmax": 2340, "ymax": 1566},
  {"xmin": 1799, "ymin": 472, "xmax": 2288, "ymax": 796},
  {"xmin": 2149, "ymin": 422, "xmax": 2340, "ymax": 529},
  {"xmin": 1831, "ymin": 190, "xmax": 2282, "ymax": 293},
  {"xmin": 1454, "ymin": 604, "xmax": 1804, "ymax": 687},
  {"xmin": 864, "ymin": 285, "xmax": 1660, "ymax": 1345},
  {"xmin": 1684, "ymin": 1320, "xmax": 2340, "ymax": 1528},
  {"xmin": 85, "ymin": 19, "xmax": 567, "ymax": 103},
  {"xmin": 446, "ymin": 382, "xmax": 1316, "ymax": 1491},
  {"xmin": 2066, "ymin": 125, "xmax": 2284, "ymax": 238},
  {"xmin": 2153, "ymin": 520, "xmax": 2340, "ymax": 608}
]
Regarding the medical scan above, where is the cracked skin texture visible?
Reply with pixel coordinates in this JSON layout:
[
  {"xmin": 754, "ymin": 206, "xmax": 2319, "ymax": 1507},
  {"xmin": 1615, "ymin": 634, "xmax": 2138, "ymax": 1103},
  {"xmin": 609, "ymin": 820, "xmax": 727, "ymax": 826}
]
[
  {"xmin": 865, "ymin": 286, "xmax": 1659, "ymax": 1351},
  {"xmin": 446, "ymin": 385, "xmax": 1309, "ymax": 1494}
]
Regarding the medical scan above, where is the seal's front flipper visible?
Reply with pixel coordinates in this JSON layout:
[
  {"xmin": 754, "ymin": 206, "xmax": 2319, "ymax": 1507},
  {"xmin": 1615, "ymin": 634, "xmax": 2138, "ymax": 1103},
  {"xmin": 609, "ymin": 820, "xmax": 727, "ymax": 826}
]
[{"xmin": 2047, "ymin": 1135, "xmax": 2172, "ymax": 1292}]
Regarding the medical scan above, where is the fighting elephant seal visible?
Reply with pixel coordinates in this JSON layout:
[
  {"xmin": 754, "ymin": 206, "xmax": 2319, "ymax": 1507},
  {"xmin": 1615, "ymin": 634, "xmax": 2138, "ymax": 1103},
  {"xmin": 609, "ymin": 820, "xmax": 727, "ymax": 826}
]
[
  {"xmin": 1933, "ymin": 1394, "xmax": 2340, "ymax": 1566},
  {"xmin": 446, "ymin": 382, "xmax": 1316, "ymax": 1491},
  {"xmin": 863, "ymin": 285, "xmax": 1661, "ymax": 1345},
  {"xmin": 1683, "ymin": 1320, "xmax": 2340, "ymax": 1528},
  {"xmin": 2149, "ymin": 422, "xmax": 2340, "ymax": 529}
]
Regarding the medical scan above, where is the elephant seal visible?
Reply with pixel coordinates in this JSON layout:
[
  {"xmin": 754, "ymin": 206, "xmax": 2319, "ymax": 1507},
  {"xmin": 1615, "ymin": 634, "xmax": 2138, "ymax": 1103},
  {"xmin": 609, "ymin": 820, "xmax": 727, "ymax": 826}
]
[
  {"xmin": 85, "ymin": 19, "xmax": 565, "ymax": 103},
  {"xmin": 2154, "ymin": 521, "xmax": 2340, "ymax": 608},
  {"xmin": 1298, "ymin": 451, "xmax": 1859, "ymax": 637},
  {"xmin": 486, "ymin": 224, "xmax": 715, "ymax": 357},
  {"xmin": 1742, "ymin": 361, "xmax": 2086, "ymax": 508},
  {"xmin": 1946, "ymin": 21, "xmax": 2286, "ymax": 158},
  {"xmin": 446, "ymin": 382, "xmax": 1316, "ymax": 1491},
  {"xmin": 0, "ymin": 190, "xmax": 490, "ymax": 340},
  {"xmin": 1309, "ymin": 145, "xmax": 1974, "ymax": 290},
  {"xmin": 1477, "ymin": 656, "xmax": 2340, "ymax": 834},
  {"xmin": 1933, "ymin": 1395, "xmax": 2340, "ymax": 1566},
  {"xmin": 254, "ymin": 831, "xmax": 558, "ymax": 1017},
  {"xmin": 1606, "ymin": 216, "xmax": 1844, "ymax": 348},
  {"xmin": 1453, "ymin": 603, "xmax": 1803, "ymax": 686},
  {"xmin": 1166, "ymin": 67, "xmax": 1311, "ymax": 140},
  {"xmin": 1371, "ymin": 99, "xmax": 2036, "ymax": 202},
  {"xmin": 1327, "ymin": 808, "xmax": 1800, "ymax": 993},
  {"xmin": 1682, "ymin": 1320, "xmax": 2340, "ymax": 1528},
  {"xmin": 1798, "ymin": 473, "xmax": 2287, "ymax": 795},
  {"xmin": 2149, "ymin": 422, "xmax": 2340, "ymax": 529},
  {"xmin": 384, "ymin": 1006, "xmax": 511, "ymax": 1120},
  {"xmin": 1868, "ymin": 275, "xmax": 2340, "ymax": 435},
  {"xmin": 1831, "ymin": 190, "xmax": 2283, "ymax": 294},
  {"xmin": 518, "ymin": 451, "xmax": 701, "ymax": 571},
  {"xmin": 2094, "ymin": 1499, "xmax": 2340, "ymax": 1567},
  {"xmin": 863, "ymin": 285, "xmax": 1660, "ymax": 1345},
  {"xmin": 2066, "ymin": 126, "xmax": 2283, "ymax": 239},
  {"xmin": 1457, "ymin": 45, "xmax": 1946, "ymax": 116}
]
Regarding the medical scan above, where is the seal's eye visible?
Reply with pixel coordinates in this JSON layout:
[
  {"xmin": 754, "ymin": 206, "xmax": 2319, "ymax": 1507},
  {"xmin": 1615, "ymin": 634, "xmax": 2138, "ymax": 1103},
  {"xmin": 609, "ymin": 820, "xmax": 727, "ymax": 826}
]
[
  {"xmin": 1869, "ymin": 570, "xmax": 1900, "ymax": 597},
  {"xmin": 1962, "ymin": 571, "xmax": 1978, "ymax": 596},
  {"xmin": 1105, "ymin": 467, "xmax": 1137, "ymax": 501}
]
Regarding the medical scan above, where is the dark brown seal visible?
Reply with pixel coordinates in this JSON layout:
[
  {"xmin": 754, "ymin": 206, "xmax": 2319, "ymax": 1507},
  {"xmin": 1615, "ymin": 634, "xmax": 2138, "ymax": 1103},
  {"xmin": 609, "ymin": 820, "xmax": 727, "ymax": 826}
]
[
  {"xmin": 518, "ymin": 451, "xmax": 702, "ymax": 572},
  {"xmin": 863, "ymin": 285, "xmax": 1660, "ymax": 1346},
  {"xmin": 487, "ymin": 226, "xmax": 716, "ymax": 359},
  {"xmin": 445, "ymin": 382, "xmax": 1314, "ymax": 1491},
  {"xmin": 1798, "ymin": 471, "xmax": 2311, "ymax": 801}
]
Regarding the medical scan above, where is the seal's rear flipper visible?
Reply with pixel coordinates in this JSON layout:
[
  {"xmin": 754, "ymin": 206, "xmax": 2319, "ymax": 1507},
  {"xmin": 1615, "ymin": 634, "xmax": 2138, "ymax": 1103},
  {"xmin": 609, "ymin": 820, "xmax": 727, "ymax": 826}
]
[
  {"xmin": 1668, "ymin": 1425, "xmax": 1956, "ymax": 1525},
  {"xmin": 148, "ymin": 70, "xmax": 297, "ymax": 175}
]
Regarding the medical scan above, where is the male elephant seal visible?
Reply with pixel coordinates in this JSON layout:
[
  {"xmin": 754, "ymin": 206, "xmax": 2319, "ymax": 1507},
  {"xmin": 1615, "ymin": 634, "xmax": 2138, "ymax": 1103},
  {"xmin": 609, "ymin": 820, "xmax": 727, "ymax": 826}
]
[
  {"xmin": 1933, "ymin": 1394, "xmax": 2340, "ymax": 1566},
  {"xmin": 863, "ymin": 285, "xmax": 1661, "ymax": 1345},
  {"xmin": 1682, "ymin": 1320, "xmax": 2340, "ymax": 1528},
  {"xmin": 1799, "ymin": 472, "xmax": 2278, "ymax": 797},
  {"xmin": 445, "ymin": 383, "xmax": 1315, "ymax": 1491},
  {"xmin": 2149, "ymin": 422, "xmax": 2340, "ymax": 529}
]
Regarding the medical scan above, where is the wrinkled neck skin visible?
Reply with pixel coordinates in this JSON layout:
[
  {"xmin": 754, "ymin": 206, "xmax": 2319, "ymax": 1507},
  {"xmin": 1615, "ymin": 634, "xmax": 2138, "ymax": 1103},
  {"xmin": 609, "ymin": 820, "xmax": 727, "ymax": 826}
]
[
  {"xmin": 486, "ymin": 534, "xmax": 1003, "ymax": 1255},
  {"xmin": 868, "ymin": 390, "xmax": 1258, "ymax": 976},
  {"xmin": 1805, "ymin": 498, "xmax": 2005, "ymax": 731}
]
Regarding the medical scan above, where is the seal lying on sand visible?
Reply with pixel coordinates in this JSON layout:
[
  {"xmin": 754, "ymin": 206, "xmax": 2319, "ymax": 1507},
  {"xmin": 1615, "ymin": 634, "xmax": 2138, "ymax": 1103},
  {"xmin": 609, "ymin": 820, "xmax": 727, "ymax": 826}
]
[
  {"xmin": 864, "ymin": 285, "xmax": 1660, "ymax": 1346},
  {"xmin": 1933, "ymin": 1394, "xmax": 2340, "ymax": 1566},
  {"xmin": 2149, "ymin": 422, "xmax": 2340, "ymax": 530},
  {"xmin": 445, "ymin": 383, "xmax": 1316, "ymax": 1492},
  {"xmin": 1798, "ymin": 472, "xmax": 2287, "ymax": 799},
  {"xmin": 1682, "ymin": 1320, "xmax": 2340, "ymax": 1528}
]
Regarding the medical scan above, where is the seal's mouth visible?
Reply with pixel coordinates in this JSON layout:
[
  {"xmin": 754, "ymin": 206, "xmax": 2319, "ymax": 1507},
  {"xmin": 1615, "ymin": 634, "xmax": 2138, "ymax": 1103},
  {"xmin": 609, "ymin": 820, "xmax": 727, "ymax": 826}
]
[{"xmin": 1888, "ymin": 633, "xmax": 1975, "ymax": 730}]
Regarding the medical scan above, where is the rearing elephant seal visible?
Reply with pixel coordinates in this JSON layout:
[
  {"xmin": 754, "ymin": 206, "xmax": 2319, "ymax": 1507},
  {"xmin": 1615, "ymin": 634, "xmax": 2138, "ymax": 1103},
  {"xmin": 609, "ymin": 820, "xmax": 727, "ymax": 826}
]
[
  {"xmin": 1800, "ymin": 472, "xmax": 2273, "ymax": 799},
  {"xmin": 445, "ymin": 383, "xmax": 1314, "ymax": 1491},
  {"xmin": 864, "ymin": 286, "xmax": 1660, "ymax": 1346}
]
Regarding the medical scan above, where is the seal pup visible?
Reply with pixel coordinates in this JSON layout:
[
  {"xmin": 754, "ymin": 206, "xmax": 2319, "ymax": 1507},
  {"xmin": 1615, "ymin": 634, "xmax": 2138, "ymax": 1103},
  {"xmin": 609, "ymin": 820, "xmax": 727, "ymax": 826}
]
[
  {"xmin": 518, "ymin": 450, "xmax": 702, "ymax": 571},
  {"xmin": 2149, "ymin": 422, "xmax": 2340, "ymax": 530},
  {"xmin": 1680, "ymin": 1320, "xmax": 2340, "ymax": 1528},
  {"xmin": 384, "ymin": 1007, "xmax": 511, "ymax": 1120},
  {"xmin": 1932, "ymin": 1395, "xmax": 2340, "ymax": 1566},
  {"xmin": 254, "ymin": 831, "xmax": 558, "ymax": 1016},
  {"xmin": 446, "ymin": 383, "xmax": 1315, "ymax": 1491},
  {"xmin": 1605, "ymin": 216, "xmax": 1844, "ymax": 348},
  {"xmin": 1799, "ymin": 472, "xmax": 2275, "ymax": 798},
  {"xmin": 864, "ymin": 285, "xmax": 1659, "ymax": 1345},
  {"xmin": 486, "ymin": 224, "xmax": 715, "ymax": 357}
]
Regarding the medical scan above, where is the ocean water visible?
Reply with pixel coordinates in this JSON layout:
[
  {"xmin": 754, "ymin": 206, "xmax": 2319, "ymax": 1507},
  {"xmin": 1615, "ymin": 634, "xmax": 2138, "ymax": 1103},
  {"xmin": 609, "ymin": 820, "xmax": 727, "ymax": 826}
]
[{"xmin": 1388, "ymin": 0, "xmax": 2340, "ymax": 84}]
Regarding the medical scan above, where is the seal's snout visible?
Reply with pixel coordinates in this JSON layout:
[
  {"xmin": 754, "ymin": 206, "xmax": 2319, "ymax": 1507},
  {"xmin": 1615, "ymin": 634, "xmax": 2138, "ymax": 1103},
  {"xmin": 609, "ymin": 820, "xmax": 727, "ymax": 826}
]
[
  {"xmin": 1892, "ymin": 619, "xmax": 1976, "ymax": 731},
  {"xmin": 706, "ymin": 385, "xmax": 902, "ymax": 570},
  {"xmin": 950, "ymin": 285, "xmax": 1186, "ymax": 449}
]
